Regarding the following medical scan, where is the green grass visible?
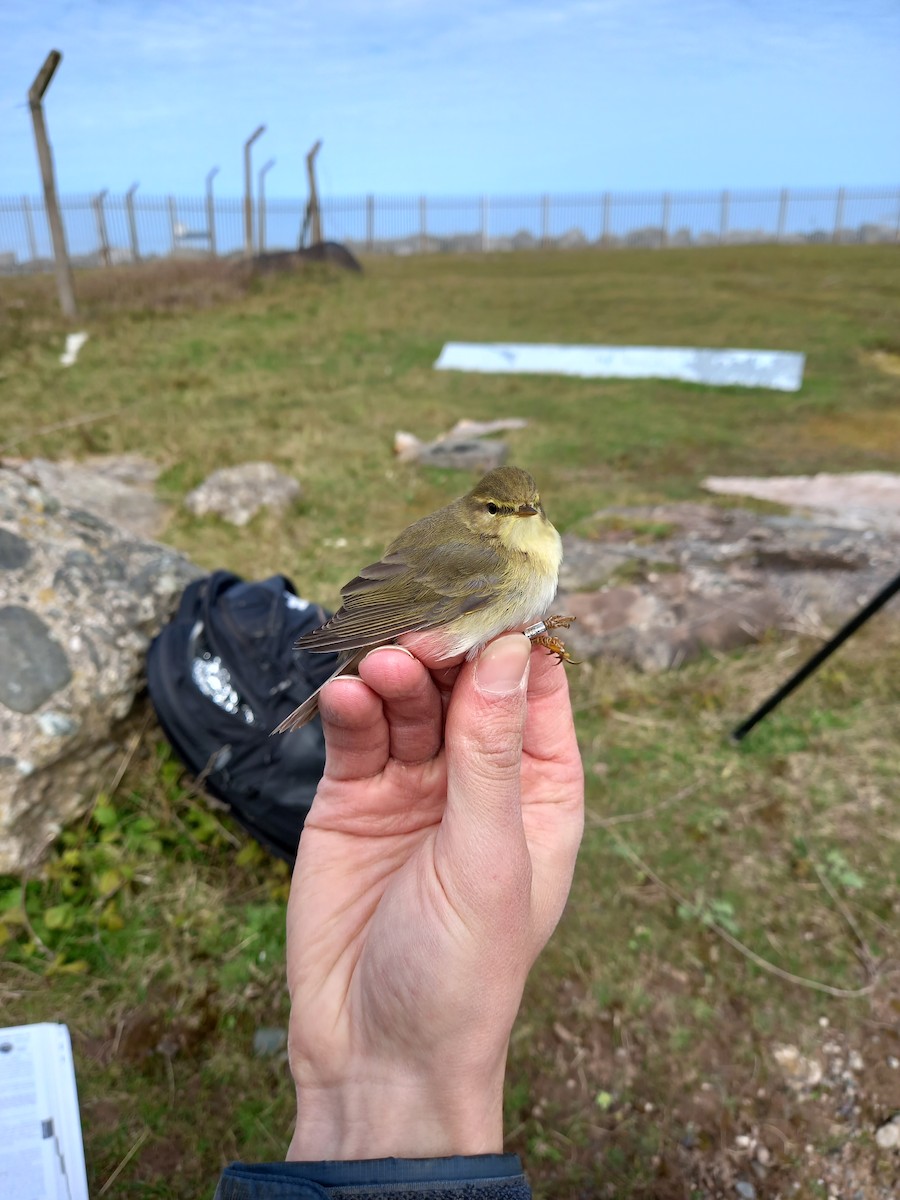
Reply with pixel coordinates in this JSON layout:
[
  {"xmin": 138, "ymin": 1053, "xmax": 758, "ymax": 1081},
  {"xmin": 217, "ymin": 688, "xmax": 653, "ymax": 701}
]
[{"xmin": 1, "ymin": 246, "xmax": 899, "ymax": 1198}]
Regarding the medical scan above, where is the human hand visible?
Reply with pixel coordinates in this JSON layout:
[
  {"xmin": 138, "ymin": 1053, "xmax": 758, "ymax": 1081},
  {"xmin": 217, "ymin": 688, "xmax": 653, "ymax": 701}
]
[{"xmin": 285, "ymin": 634, "xmax": 584, "ymax": 1161}]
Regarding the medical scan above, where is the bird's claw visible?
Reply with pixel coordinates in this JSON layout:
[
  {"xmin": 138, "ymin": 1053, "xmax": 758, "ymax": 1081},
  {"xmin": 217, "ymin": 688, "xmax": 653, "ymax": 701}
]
[{"xmin": 524, "ymin": 615, "xmax": 580, "ymax": 664}]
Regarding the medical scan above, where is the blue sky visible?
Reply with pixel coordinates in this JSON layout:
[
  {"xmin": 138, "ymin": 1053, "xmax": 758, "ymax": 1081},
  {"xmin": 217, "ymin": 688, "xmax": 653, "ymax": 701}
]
[{"xmin": 1, "ymin": 1, "xmax": 898, "ymax": 199}]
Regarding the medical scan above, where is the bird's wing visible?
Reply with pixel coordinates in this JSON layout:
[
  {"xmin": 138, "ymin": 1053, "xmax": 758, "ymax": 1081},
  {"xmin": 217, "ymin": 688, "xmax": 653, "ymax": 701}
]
[{"xmin": 294, "ymin": 539, "xmax": 506, "ymax": 654}]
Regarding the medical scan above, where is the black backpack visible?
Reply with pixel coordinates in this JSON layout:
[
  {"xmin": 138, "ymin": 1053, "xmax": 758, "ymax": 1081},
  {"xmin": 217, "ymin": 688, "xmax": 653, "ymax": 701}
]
[{"xmin": 147, "ymin": 571, "xmax": 338, "ymax": 865}]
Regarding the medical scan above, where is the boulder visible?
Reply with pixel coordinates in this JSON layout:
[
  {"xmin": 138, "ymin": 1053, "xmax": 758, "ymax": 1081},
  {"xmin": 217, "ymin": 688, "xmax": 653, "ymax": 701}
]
[
  {"xmin": 184, "ymin": 462, "xmax": 301, "ymax": 526},
  {"xmin": 0, "ymin": 467, "xmax": 200, "ymax": 874}
]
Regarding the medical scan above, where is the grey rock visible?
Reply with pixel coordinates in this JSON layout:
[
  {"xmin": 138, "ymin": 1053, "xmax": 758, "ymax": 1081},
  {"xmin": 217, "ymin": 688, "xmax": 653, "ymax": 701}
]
[
  {"xmin": 252, "ymin": 1028, "xmax": 288, "ymax": 1058},
  {"xmin": 0, "ymin": 529, "xmax": 31, "ymax": 570},
  {"xmin": 184, "ymin": 461, "xmax": 301, "ymax": 526},
  {"xmin": 415, "ymin": 439, "xmax": 507, "ymax": 472},
  {"xmin": 0, "ymin": 466, "xmax": 200, "ymax": 874},
  {"xmin": 735, "ymin": 1182, "xmax": 757, "ymax": 1200},
  {"xmin": 8, "ymin": 455, "xmax": 168, "ymax": 539},
  {"xmin": 0, "ymin": 607, "xmax": 72, "ymax": 713},
  {"xmin": 557, "ymin": 502, "xmax": 900, "ymax": 671}
]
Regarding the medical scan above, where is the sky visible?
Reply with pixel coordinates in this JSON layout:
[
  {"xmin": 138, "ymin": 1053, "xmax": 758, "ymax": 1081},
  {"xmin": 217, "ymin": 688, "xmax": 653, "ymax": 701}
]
[{"xmin": 1, "ymin": 1, "xmax": 898, "ymax": 200}]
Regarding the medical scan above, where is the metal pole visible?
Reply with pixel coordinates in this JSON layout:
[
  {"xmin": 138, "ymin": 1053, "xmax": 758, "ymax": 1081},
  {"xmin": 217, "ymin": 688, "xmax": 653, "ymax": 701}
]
[
  {"xmin": 21, "ymin": 196, "xmax": 38, "ymax": 264},
  {"xmin": 257, "ymin": 158, "xmax": 275, "ymax": 254},
  {"xmin": 601, "ymin": 192, "xmax": 611, "ymax": 246},
  {"xmin": 366, "ymin": 193, "xmax": 374, "ymax": 252},
  {"xmin": 776, "ymin": 187, "xmax": 789, "ymax": 242},
  {"xmin": 481, "ymin": 194, "xmax": 489, "ymax": 252},
  {"xmin": 661, "ymin": 192, "xmax": 671, "ymax": 248},
  {"xmin": 719, "ymin": 189, "xmax": 729, "ymax": 244},
  {"xmin": 418, "ymin": 195, "xmax": 427, "ymax": 253},
  {"xmin": 243, "ymin": 124, "xmax": 266, "ymax": 257},
  {"xmin": 125, "ymin": 182, "xmax": 140, "ymax": 261},
  {"xmin": 168, "ymin": 195, "xmax": 178, "ymax": 255},
  {"xmin": 731, "ymin": 570, "xmax": 900, "ymax": 743},
  {"xmin": 541, "ymin": 194, "xmax": 550, "ymax": 247},
  {"xmin": 832, "ymin": 186, "xmax": 845, "ymax": 244},
  {"xmin": 305, "ymin": 139, "xmax": 323, "ymax": 245},
  {"xmin": 205, "ymin": 167, "xmax": 219, "ymax": 257},
  {"xmin": 92, "ymin": 188, "xmax": 110, "ymax": 267},
  {"xmin": 27, "ymin": 50, "xmax": 76, "ymax": 319}
]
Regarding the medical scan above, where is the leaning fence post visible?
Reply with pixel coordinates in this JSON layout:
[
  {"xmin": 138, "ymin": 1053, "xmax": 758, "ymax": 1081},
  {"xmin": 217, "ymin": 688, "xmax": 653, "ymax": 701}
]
[
  {"xmin": 601, "ymin": 191, "xmax": 611, "ymax": 246},
  {"xmin": 832, "ymin": 187, "xmax": 845, "ymax": 243},
  {"xmin": 243, "ymin": 124, "xmax": 266, "ymax": 256},
  {"xmin": 21, "ymin": 196, "xmax": 38, "ymax": 264},
  {"xmin": 719, "ymin": 189, "xmax": 730, "ymax": 244},
  {"xmin": 776, "ymin": 187, "xmax": 789, "ymax": 241},
  {"xmin": 205, "ymin": 167, "xmax": 219, "ymax": 257},
  {"xmin": 418, "ymin": 195, "xmax": 428, "ymax": 253},
  {"xmin": 92, "ymin": 188, "xmax": 110, "ymax": 266},
  {"xmin": 258, "ymin": 158, "xmax": 275, "ymax": 254},
  {"xmin": 27, "ymin": 50, "xmax": 76, "ymax": 319},
  {"xmin": 125, "ymin": 182, "xmax": 140, "ymax": 261},
  {"xmin": 168, "ymin": 195, "xmax": 179, "ymax": 255}
]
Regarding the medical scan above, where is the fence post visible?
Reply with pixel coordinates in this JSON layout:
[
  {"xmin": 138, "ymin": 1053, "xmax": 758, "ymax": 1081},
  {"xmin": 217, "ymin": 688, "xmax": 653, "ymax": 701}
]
[
  {"xmin": 896, "ymin": 189, "xmax": 900, "ymax": 243},
  {"xmin": 661, "ymin": 192, "xmax": 671, "ymax": 248},
  {"xmin": 27, "ymin": 50, "xmax": 76, "ymax": 319},
  {"xmin": 21, "ymin": 196, "xmax": 38, "ymax": 264},
  {"xmin": 541, "ymin": 194, "xmax": 550, "ymax": 247},
  {"xmin": 832, "ymin": 187, "xmax": 845, "ymax": 243},
  {"xmin": 481, "ymin": 195, "xmax": 489, "ymax": 252},
  {"xmin": 93, "ymin": 188, "xmax": 110, "ymax": 266},
  {"xmin": 243, "ymin": 124, "xmax": 266, "ymax": 256},
  {"xmin": 206, "ymin": 167, "xmax": 218, "ymax": 257},
  {"xmin": 258, "ymin": 158, "xmax": 275, "ymax": 254},
  {"xmin": 125, "ymin": 182, "xmax": 140, "ymax": 261},
  {"xmin": 366, "ymin": 194, "xmax": 374, "ymax": 252},
  {"xmin": 601, "ymin": 191, "xmax": 611, "ymax": 246},
  {"xmin": 777, "ymin": 187, "xmax": 789, "ymax": 241},
  {"xmin": 719, "ymin": 190, "xmax": 730, "ymax": 244},
  {"xmin": 168, "ymin": 195, "xmax": 179, "ymax": 255},
  {"xmin": 419, "ymin": 195, "xmax": 427, "ymax": 253}
]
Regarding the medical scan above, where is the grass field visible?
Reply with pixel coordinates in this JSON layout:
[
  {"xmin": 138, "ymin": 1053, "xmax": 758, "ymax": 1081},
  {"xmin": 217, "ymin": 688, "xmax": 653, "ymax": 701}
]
[{"xmin": 1, "ymin": 246, "xmax": 899, "ymax": 1198}]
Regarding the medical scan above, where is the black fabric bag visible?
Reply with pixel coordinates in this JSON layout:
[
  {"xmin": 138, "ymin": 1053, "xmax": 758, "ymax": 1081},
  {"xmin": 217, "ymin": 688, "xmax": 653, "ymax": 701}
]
[{"xmin": 147, "ymin": 570, "xmax": 338, "ymax": 865}]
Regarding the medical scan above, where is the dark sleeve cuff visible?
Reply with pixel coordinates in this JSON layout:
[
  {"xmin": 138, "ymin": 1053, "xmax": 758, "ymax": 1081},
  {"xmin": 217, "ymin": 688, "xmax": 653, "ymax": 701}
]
[{"xmin": 214, "ymin": 1153, "xmax": 531, "ymax": 1199}]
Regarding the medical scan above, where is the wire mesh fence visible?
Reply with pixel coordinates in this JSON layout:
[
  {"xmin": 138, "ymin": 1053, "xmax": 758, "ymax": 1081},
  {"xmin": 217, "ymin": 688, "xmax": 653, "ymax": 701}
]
[{"xmin": 1, "ymin": 186, "xmax": 898, "ymax": 274}]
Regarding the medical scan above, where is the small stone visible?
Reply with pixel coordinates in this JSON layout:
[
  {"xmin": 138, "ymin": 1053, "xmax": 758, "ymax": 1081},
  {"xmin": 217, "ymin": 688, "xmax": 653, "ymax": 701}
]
[
  {"xmin": 0, "ymin": 528, "xmax": 31, "ymax": 570},
  {"xmin": 848, "ymin": 1051, "xmax": 864, "ymax": 1071},
  {"xmin": 887, "ymin": 1056, "xmax": 899, "ymax": 1069},
  {"xmin": 184, "ymin": 462, "xmax": 301, "ymax": 526},
  {"xmin": 874, "ymin": 1117, "xmax": 900, "ymax": 1149},
  {"xmin": 252, "ymin": 1028, "xmax": 288, "ymax": 1058},
  {"xmin": 0, "ymin": 607, "xmax": 72, "ymax": 714},
  {"xmin": 36, "ymin": 711, "xmax": 78, "ymax": 738},
  {"xmin": 735, "ymin": 1180, "xmax": 757, "ymax": 1199},
  {"xmin": 755, "ymin": 1145, "xmax": 771, "ymax": 1166}
]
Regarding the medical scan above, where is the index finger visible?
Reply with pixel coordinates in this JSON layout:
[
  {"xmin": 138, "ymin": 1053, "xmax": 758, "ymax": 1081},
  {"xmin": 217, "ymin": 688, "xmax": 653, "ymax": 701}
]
[{"xmin": 522, "ymin": 648, "xmax": 580, "ymax": 765}]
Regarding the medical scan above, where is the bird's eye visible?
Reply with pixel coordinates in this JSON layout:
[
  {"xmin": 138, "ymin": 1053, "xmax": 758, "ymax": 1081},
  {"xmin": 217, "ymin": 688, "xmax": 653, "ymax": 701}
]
[{"xmin": 485, "ymin": 502, "xmax": 499, "ymax": 515}]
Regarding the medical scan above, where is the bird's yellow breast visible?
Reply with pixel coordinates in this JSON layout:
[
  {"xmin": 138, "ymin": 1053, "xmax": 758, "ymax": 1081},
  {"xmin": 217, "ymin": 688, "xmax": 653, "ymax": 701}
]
[{"xmin": 497, "ymin": 513, "xmax": 563, "ymax": 579}]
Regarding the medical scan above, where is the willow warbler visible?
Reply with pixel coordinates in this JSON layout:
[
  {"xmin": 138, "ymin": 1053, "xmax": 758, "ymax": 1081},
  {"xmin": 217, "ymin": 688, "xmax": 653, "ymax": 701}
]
[{"xmin": 274, "ymin": 466, "xmax": 573, "ymax": 733}]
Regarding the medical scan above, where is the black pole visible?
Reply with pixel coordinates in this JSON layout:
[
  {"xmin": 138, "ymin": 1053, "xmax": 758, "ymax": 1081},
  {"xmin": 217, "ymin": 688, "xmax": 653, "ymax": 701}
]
[{"xmin": 731, "ymin": 568, "xmax": 900, "ymax": 742}]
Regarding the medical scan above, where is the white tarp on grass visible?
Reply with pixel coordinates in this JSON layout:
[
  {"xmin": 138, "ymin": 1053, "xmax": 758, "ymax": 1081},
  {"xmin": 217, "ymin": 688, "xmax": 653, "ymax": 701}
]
[{"xmin": 434, "ymin": 343, "xmax": 805, "ymax": 392}]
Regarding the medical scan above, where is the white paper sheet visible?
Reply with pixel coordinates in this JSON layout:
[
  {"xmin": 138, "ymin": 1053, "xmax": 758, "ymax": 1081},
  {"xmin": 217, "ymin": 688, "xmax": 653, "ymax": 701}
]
[
  {"xmin": 434, "ymin": 342, "xmax": 805, "ymax": 392},
  {"xmin": 0, "ymin": 1024, "xmax": 89, "ymax": 1200}
]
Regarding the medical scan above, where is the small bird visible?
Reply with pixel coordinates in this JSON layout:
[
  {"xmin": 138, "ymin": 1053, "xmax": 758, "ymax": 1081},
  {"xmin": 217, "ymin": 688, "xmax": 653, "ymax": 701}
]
[{"xmin": 274, "ymin": 466, "xmax": 574, "ymax": 733}]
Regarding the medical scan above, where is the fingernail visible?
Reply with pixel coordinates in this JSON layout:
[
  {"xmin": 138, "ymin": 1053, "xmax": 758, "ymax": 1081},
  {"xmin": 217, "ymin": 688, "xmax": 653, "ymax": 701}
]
[
  {"xmin": 363, "ymin": 644, "xmax": 414, "ymax": 663},
  {"xmin": 474, "ymin": 635, "xmax": 531, "ymax": 695}
]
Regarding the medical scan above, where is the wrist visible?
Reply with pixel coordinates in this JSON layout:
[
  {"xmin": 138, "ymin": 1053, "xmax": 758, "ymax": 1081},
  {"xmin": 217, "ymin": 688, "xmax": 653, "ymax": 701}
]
[{"xmin": 287, "ymin": 1065, "xmax": 506, "ymax": 1160}]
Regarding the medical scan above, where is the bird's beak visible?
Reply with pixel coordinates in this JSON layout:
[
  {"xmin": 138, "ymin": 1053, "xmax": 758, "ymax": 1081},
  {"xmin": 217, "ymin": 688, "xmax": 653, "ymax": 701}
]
[{"xmin": 515, "ymin": 503, "xmax": 539, "ymax": 517}]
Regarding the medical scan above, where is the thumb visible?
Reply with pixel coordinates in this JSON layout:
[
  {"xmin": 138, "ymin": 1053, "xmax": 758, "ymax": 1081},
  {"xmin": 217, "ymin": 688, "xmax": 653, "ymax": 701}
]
[{"xmin": 438, "ymin": 635, "xmax": 532, "ymax": 899}]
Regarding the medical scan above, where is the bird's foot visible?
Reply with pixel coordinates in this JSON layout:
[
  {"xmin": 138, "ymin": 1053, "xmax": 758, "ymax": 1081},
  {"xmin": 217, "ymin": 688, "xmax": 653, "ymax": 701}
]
[{"xmin": 524, "ymin": 615, "xmax": 580, "ymax": 664}]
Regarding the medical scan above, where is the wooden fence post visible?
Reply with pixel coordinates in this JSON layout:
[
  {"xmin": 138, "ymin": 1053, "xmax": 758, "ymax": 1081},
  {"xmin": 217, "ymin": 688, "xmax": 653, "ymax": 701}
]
[
  {"xmin": 305, "ymin": 139, "xmax": 323, "ymax": 246},
  {"xmin": 27, "ymin": 50, "xmax": 76, "ymax": 319}
]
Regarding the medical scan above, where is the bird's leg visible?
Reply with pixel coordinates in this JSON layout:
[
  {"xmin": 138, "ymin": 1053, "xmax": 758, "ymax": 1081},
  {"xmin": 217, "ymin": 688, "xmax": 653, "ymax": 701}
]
[{"xmin": 524, "ymin": 615, "xmax": 580, "ymax": 665}]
